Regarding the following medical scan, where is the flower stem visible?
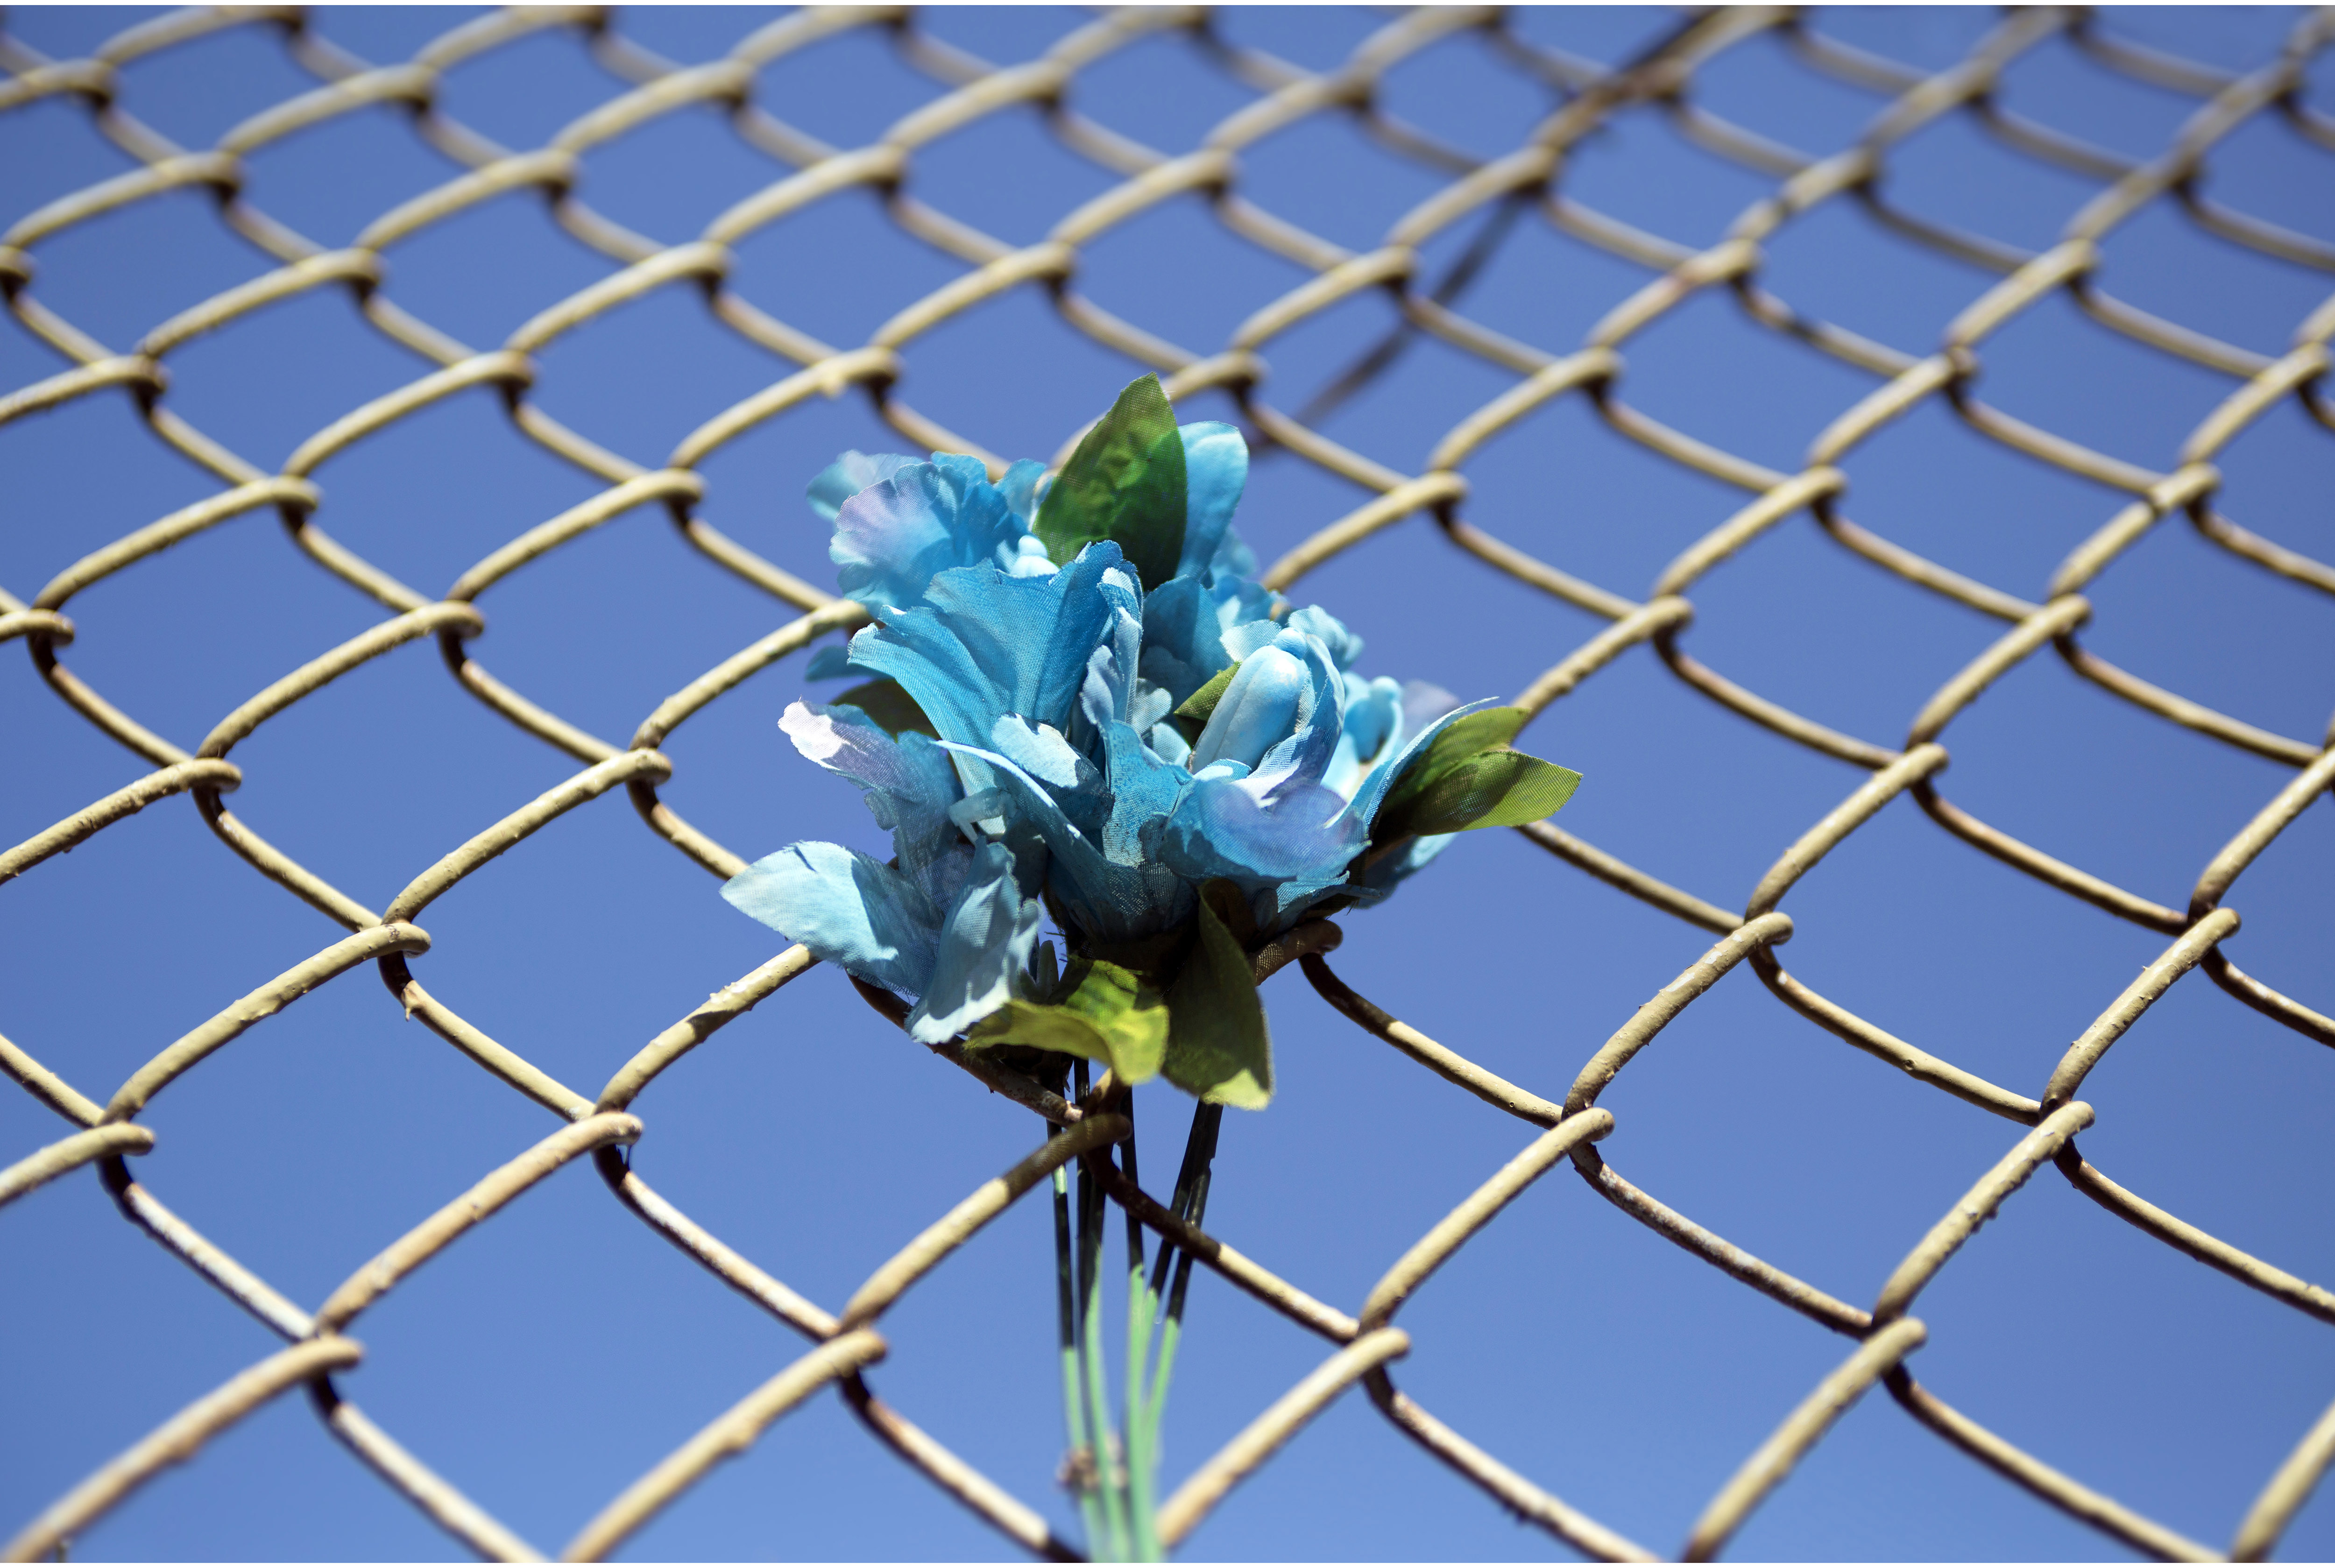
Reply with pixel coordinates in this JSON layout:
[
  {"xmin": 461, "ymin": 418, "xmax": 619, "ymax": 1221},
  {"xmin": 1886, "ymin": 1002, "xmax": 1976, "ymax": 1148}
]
[
  {"xmin": 1119, "ymin": 1102, "xmax": 1164, "ymax": 1563},
  {"xmin": 1142, "ymin": 1102, "xmax": 1221, "ymax": 1463},
  {"xmin": 1053, "ymin": 1133, "xmax": 1105, "ymax": 1554},
  {"xmin": 1076, "ymin": 1093, "xmax": 1132, "ymax": 1562}
]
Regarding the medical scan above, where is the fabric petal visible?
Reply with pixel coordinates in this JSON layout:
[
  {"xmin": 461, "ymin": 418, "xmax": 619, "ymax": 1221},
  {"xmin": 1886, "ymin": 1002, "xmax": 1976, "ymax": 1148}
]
[
  {"xmin": 721, "ymin": 841, "xmax": 940, "ymax": 996},
  {"xmin": 778, "ymin": 700, "xmax": 964, "ymax": 905},
  {"xmin": 906, "ymin": 841, "xmax": 1044, "ymax": 1043},
  {"xmin": 1176, "ymin": 422, "xmax": 1249, "ymax": 579},
  {"xmin": 830, "ymin": 460, "xmax": 1030, "ymax": 613},
  {"xmin": 1347, "ymin": 696, "xmax": 1500, "ymax": 837},
  {"xmin": 808, "ymin": 451, "xmax": 918, "ymax": 522}
]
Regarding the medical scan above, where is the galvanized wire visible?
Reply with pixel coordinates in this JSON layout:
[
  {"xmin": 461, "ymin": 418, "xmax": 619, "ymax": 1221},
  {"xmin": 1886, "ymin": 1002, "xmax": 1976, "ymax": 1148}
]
[{"xmin": 3, "ymin": 5, "xmax": 2333, "ymax": 1561}]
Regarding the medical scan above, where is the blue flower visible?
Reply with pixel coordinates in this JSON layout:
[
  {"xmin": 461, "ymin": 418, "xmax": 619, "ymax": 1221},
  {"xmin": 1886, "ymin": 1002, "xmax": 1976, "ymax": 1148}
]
[{"xmin": 723, "ymin": 379, "xmax": 1577, "ymax": 1096}]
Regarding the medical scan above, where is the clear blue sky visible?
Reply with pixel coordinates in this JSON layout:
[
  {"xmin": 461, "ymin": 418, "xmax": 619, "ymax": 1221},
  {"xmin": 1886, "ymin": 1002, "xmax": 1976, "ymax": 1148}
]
[{"xmin": 3, "ymin": 6, "xmax": 2331, "ymax": 1562}]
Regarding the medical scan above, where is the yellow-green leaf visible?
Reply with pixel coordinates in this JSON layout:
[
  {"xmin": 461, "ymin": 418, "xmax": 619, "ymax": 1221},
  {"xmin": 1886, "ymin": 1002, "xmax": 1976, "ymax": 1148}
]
[
  {"xmin": 965, "ymin": 958, "xmax": 1167, "ymax": 1084},
  {"xmin": 1373, "ymin": 706, "xmax": 1580, "ymax": 842},
  {"xmin": 1161, "ymin": 896, "xmax": 1272, "ymax": 1109}
]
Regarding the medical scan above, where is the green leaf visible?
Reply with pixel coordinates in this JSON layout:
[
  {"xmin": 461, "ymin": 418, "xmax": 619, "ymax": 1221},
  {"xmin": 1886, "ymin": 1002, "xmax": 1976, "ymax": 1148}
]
[
  {"xmin": 1173, "ymin": 661, "xmax": 1240, "ymax": 724},
  {"xmin": 1373, "ymin": 706, "xmax": 1582, "ymax": 843},
  {"xmin": 1161, "ymin": 895, "xmax": 1273, "ymax": 1109},
  {"xmin": 1035, "ymin": 374, "xmax": 1187, "ymax": 591},
  {"xmin": 965, "ymin": 958, "xmax": 1168, "ymax": 1085},
  {"xmin": 832, "ymin": 678, "xmax": 938, "ymax": 739}
]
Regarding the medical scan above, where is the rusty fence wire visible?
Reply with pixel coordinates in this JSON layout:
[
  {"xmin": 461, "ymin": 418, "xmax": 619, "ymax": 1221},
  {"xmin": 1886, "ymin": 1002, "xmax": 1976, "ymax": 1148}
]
[{"xmin": 2, "ymin": 4, "xmax": 2333, "ymax": 1561}]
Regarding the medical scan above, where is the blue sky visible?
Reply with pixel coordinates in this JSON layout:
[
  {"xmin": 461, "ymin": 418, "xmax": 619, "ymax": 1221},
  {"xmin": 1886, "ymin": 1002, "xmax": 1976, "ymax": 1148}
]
[{"xmin": 3, "ymin": 6, "xmax": 2332, "ymax": 1562}]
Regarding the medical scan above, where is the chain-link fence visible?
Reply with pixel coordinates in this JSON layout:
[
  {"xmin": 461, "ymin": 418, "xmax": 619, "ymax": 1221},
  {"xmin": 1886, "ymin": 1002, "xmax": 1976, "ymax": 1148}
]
[{"xmin": 3, "ymin": 4, "xmax": 2332, "ymax": 1561}]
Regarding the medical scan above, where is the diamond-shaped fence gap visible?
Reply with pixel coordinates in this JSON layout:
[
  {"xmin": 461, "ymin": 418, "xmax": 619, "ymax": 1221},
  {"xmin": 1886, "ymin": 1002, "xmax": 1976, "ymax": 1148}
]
[
  {"xmin": 1744, "ymin": 195, "xmax": 2003, "ymax": 363},
  {"xmin": 1890, "ymin": 1149, "xmax": 2335, "ymax": 1557},
  {"xmin": 48, "ymin": 1362, "xmax": 467, "ymax": 1562},
  {"xmin": 361, "ymin": 774, "xmax": 775, "ymax": 1093},
  {"xmin": 1216, "ymin": 114, "xmax": 1455, "ymax": 260},
  {"xmin": 428, "ymin": 21, "xmax": 633, "ymax": 159},
  {"xmin": 1875, "ymin": 95, "xmax": 2116, "ymax": 262},
  {"xmin": 95, "ymin": 16, "xmax": 316, "ymax": 152},
  {"xmin": 577, "ymin": 102, "xmax": 797, "ymax": 258},
  {"xmin": 91, "ymin": 928, "xmax": 575, "ymax": 1308},
  {"xmin": 7, "ymin": 183, "xmax": 272, "ymax": 360},
  {"xmin": 871, "ymin": 283, "xmax": 1151, "ymax": 465},
  {"xmin": 520, "ymin": 278, "xmax": 789, "ymax": 464},
  {"xmin": 744, "ymin": 20, "xmax": 944, "ymax": 155},
  {"xmin": 264, "ymin": 366, "xmax": 601, "ymax": 601},
  {"xmin": 2182, "ymin": 110, "xmax": 2335, "ymax": 258},
  {"xmin": 231, "ymin": 98, "xmax": 468, "ymax": 256},
  {"xmin": 1061, "ymin": 193, "xmax": 1309, "ymax": 362},
  {"xmin": 1054, "ymin": 25, "xmax": 1257, "ymax": 155},
  {"xmin": 904, "ymin": 102, "xmax": 1118, "ymax": 250},
  {"xmin": 371, "ymin": 180, "xmax": 620, "ymax": 356},
  {"xmin": 7, "ymin": 463, "xmax": 401, "ymax": 759},
  {"xmin": 718, "ymin": 183, "xmax": 963, "ymax": 355},
  {"xmin": 326, "ymin": 1137, "xmax": 755, "ymax": 1546},
  {"xmin": 2070, "ymin": 503, "xmax": 2333, "ymax": 748},
  {"xmin": 1657, "ymin": 496, "xmax": 2005, "ymax": 753},
  {"xmin": 1969, "ymin": 284, "xmax": 2268, "ymax": 468},
  {"xmin": 1990, "ymin": 28, "xmax": 2216, "ymax": 165},
  {"xmin": 1556, "ymin": 102, "xmax": 1793, "ymax": 259},
  {"xmin": 1680, "ymin": 26, "xmax": 1890, "ymax": 164},
  {"xmin": 2094, "ymin": 199, "xmax": 2335, "ymax": 357},
  {"xmin": 157, "ymin": 281, "xmax": 447, "ymax": 473},
  {"xmin": 1418, "ymin": 198, "xmax": 1655, "ymax": 353},
  {"xmin": 1811, "ymin": 388, "xmax": 2121, "ymax": 595},
  {"xmin": 1369, "ymin": 27, "xmax": 1557, "ymax": 162},
  {"xmin": 0, "ymin": 92, "xmax": 143, "ymax": 233}
]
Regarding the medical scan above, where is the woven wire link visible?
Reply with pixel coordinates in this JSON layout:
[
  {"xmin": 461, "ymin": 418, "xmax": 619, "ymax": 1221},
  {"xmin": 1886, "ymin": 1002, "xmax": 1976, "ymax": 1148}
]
[{"xmin": 3, "ymin": 5, "xmax": 2333, "ymax": 1561}]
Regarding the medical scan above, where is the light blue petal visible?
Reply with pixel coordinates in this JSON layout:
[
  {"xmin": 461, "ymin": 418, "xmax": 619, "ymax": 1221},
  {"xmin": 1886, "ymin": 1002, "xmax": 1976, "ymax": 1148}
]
[
  {"xmin": 778, "ymin": 699, "xmax": 964, "ymax": 904},
  {"xmin": 1188, "ymin": 643, "xmax": 1308, "ymax": 772},
  {"xmin": 1176, "ymin": 422, "xmax": 1249, "ymax": 578},
  {"xmin": 831, "ymin": 460, "xmax": 1029, "ymax": 613},
  {"xmin": 1323, "ymin": 674, "xmax": 1403, "ymax": 801},
  {"xmin": 997, "ymin": 458, "xmax": 1046, "ymax": 527},
  {"xmin": 722, "ymin": 841, "xmax": 939, "ymax": 997},
  {"xmin": 1356, "ymin": 830, "xmax": 1456, "ymax": 897},
  {"xmin": 1287, "ymin": 605, "xmax": 1363, "ymax": 671},
  {"xmin": 1242, "ymin": 625, "xmax": 1346, "ymax": 799},
  {"xmin": 849, "ymin": 545, "xmax": 1137, "ymax": 775},
  {"xmin": 906, "ymin": 841, "xmax": 1043, "ymax": 1043},
  {"xmin": 808, "ymin": 451, "xmax": 918, "ymax": 522},
  {"xmin": 1161, "ymin": 775, "xmax": 1366, "ymax": 932},
  {"xmin": 942, "ymin": 735, "xmax": 1192, "ymax": 945},
  {"xmin": 1137, "ymin": 571, "xmax": 1275, "ymax": 706}
]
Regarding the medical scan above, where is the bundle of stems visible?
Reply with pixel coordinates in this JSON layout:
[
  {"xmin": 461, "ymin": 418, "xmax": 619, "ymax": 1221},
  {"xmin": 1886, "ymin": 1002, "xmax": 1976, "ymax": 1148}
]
[{"xmin": 1054, "ymin": 1068, "xmax": 1223, "ymax": 1563}]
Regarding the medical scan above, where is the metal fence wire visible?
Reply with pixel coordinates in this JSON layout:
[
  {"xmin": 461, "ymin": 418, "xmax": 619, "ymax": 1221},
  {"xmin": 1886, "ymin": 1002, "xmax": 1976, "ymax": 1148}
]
[{"xmin": 3, "ymin": 3, "xmax": 2334, "ymax": 1561}]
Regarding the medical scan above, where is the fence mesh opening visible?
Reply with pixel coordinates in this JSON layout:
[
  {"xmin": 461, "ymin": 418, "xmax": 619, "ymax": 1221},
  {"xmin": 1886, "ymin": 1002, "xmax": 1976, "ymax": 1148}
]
[{"xmin": 3, "ymin": 5, "xmax": 2333, "ymax": 1562}]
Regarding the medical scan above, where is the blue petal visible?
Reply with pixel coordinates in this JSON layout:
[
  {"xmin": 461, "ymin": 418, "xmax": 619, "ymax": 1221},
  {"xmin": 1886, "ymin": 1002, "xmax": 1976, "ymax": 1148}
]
[
  {"xmin": 1323, "ymin": 674, "xmax": 1403, "ymax": 801},
  {"xmin": 808, "ymin": 451, "xmax": 918, "ymax": 522},
  {"xmin": 943, "ymin": 733, "xmax": 1192, "ymax": 945},
  {"xmin": 1286, "ymin": 604, "xmax": 1363, "ymax": 671},
  {"xmin": 1137, "ymin": 570, "xmax": 1275, "ymax": 706},
  {"xmin": 1176, "ymin": 422, "xmax": 1249, "ymax": 578},
  {"xmin": 906, "ymin": 840, "xmax": 1044, "ymax": 1043},
  {"xmin": 1356, "ymin": 830, "xmax": 1456, "ymax": 897},
  {"xmin": 778, "ymin": 699, "xmax": 965, "ymax": 905},
  {"xmin": 1188, "ymin": 643, "xmax": 1309, "ymax": 772},
  {"xmin": 831, "ymin": 460, "xmax": 1030, "ymax": 613},
  {"xmin": 722, "ymin": 841, "xmax": 939, "ymax": 996},
  {"xmin": 849, "ymin": 545, "xmax": 1139, "ymax": 780},
  {"xmin": 1161, "ymin": 775, "xmax": 1366, "ymax": 932},
  {"xmin": 1241, "ymin": 625, "xmax": 1346, "ymax": 799}
]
